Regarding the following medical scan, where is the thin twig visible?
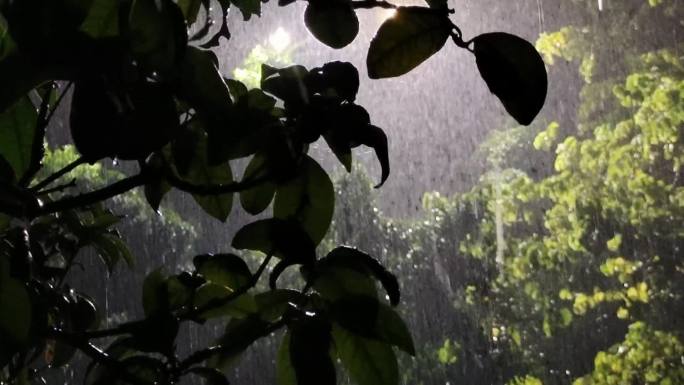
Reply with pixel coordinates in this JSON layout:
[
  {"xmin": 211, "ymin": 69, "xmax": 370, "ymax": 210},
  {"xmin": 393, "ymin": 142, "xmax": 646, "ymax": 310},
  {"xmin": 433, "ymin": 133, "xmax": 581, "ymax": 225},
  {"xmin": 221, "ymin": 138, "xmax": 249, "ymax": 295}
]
[
  {"xmin": 31, "ymin": 156, "xmax": 86, "ymax": 192},
  {"xmin": 178, "ymin": 319, "xmax": 286, "ymax": 371},
  {"xmin": 164, "ymin": 169, "xmax": 270, "ymax": 196},
  {"xmin": 35, "ymin": 173, "xmax": 150, "ymax": 216},
  {"xmin": 37, "ymin": 179, "xmax": 77, "ymax": 195}
]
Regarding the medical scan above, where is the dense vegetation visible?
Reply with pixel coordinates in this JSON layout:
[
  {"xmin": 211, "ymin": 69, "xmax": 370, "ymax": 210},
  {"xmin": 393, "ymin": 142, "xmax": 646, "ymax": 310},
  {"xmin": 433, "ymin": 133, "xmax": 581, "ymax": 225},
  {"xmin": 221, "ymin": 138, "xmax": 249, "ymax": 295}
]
[
  {"xmin": 0, "ymin": 0, "xmax": 548, "ymax": 385},
  {"xmin": 323, "ymin": 1, "xmax": 684, "ymax": 384}
]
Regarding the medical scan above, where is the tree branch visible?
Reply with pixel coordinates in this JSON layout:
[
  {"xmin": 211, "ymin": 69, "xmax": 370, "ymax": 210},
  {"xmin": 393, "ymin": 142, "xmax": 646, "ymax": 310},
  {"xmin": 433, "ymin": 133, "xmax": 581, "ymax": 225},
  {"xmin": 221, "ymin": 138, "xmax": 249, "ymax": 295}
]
[
  {"xmin": 31, "ymin": 155, "xmax": 86, "ymax": 192},
  {"xmin": 35, "ymin": 173, "xmax": 150, "ymax": 216},
  {"xmin": 164, "ymin": 169, "xmax": 269, "ymax": 196},
  {"xmin": 37, "ymin": 179, "xmax": 77, "ymax": 195}
]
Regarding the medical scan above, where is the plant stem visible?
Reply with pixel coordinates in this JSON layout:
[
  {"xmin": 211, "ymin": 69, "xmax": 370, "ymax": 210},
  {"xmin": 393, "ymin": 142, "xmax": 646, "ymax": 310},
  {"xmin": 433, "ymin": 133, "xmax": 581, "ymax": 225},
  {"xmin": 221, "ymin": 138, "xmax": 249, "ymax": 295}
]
[{"xmin": 31, "ymin": 156, "xmax": 86, "ymax": 192}]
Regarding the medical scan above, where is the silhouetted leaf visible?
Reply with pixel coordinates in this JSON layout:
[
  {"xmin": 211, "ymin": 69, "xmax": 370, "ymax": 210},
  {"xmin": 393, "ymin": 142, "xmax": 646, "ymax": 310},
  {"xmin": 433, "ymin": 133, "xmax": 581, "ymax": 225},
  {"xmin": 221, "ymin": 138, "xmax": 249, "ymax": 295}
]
[
  {"xmin": 360, "ymin": 125, "xmax": 389, "ymax": 188},
  {"xmin": 0, "ymin": 259, "xmax": 31, "ymax": 359},
  {"xmin": 126, "ymin": 0, "xmax": 187, "ymax": 75},
  {"xmin": 0, "ymin": 96, "xmax": 37, "ymax": 181},
  {"xmin": 332, "ymin": 325, "xmax": 398, "ymax": 385},
  {"xmin": 177, "ymin": 124, "xmax": 234, "ymax": 222},
  {"xmin": 261, "ymin": 65, "xmax": 310, "ymax": 110},
  {"xmin": 313, "ymin": 266, "xmax": 378, "ymax": 301},
  {"xmin": 330, "ymin": 296, "xmax": 414, "ymax": 355},
  {"xmin": 367, "ymin": 6, "xmax": 450, "ymax": 79},
  {"xmin": 90, "ymin": 233, "xmax": 135, "ymax": 272},
  {"xmin": 473, "ymin": 32, "xmax": 547, "ymax": 125},
  {"xmin": 239, "ymin": 154, "xmax": 276, "ymax": 215},
  {"xmin": 309, "ymin": 61, "xmax": 359, "ymax": 102},
  {"xmin": 192, "ymin": 283, "xmax": 257, "ymax": 319},
  {"xmin": 274, "ymin": 156, "xmax": 334, "ymax": 245},
  {"xmin": 177, "ymin": 46, "xmax": 232, "ymax": 119},
  {"xmin": 194, "ymin": 253, "xmax": 252, "ymax": 289},
  {"xmin": 70, "ymin": 80, "xmax": 180, "ymax": 161},
  {"xmin": 187, "ymin": 367, "xmax": 230, "ymax": 385},
  {"xmin": 226, "ymin": 79, "xmax": 248, "ymax": 101},
  {"xmin": 255, "ymin": 289, "xmax": 304, "ymax": 322},
  {"xmin": 232, "ymin": 0, "xmax": 261, "ymax": 20},
  {"xmin": 80, "ymin": 0, "xmax": 120, "ymax": 38},
  {"xmin": 304, "ymin": 1, "xmax": 358, "ymax": 49},
  {"xmin": 208, "ymin": 316, "xmax": 271, "ymax": 370},
  {"xmin": 144, "ymin": 177, "xmax": 171, "ymax": 212},
  {"xmin": 143, "ymin": 268, "xmax": 168, "ymax": 317},
  {"xmin": 177, "ymin": 0, "xmax": 204, "ymax": 24},
  {"xmin": 129, "ymin": 312, "xmax": 179, "ymax": 354},
  {"xmin": 232, "ymin": 218, "xmax": 316, "ymax": 264},
  {"xmin": 290, "ymin": 316, "xmax": 336, "ymax": 385},
  {"xmin": 319, "ymin": 247, "xmax": 400, "ymax": 306}
]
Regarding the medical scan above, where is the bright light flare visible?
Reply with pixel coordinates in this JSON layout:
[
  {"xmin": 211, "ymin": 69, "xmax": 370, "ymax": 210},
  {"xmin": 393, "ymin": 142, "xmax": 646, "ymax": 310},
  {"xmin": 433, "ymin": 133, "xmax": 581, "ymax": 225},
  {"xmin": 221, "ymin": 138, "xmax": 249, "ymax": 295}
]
[
  {"xmin": 378, "ymin": 8, "xmax": 397, "ymax": 22},
  {"xmin": 268, "ymin": 27, "xmax": 291, "ymax": 53}
]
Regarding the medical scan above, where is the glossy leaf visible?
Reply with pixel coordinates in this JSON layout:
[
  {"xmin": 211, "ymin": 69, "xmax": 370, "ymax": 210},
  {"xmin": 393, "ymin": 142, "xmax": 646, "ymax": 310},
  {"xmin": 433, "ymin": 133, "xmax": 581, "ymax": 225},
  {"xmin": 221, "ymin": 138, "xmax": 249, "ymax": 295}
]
[
  {"xmin": 304, "ymin": 1, "xmax": 359, "ymax": 49},
  {"xmin": 193, "ymin": 253, "xmax": 252, "ymax": 289},
  {"xmin": 274, "ymin": 156, "xmax": 334, "ymax": 245},
  {"xmin": 367, "ymin": 6, "xmax": 451, "ymax": 79},
  {"xmin": 473, "ymin": 32, "xmax": 548, "ymax": 125},
  {"xmin": 332, "ymin": 325, "xmax": 398, "ymax": 385},
  {"xmin": 192, "ymin": 283, "xmax": 258, "ymax": 319}
]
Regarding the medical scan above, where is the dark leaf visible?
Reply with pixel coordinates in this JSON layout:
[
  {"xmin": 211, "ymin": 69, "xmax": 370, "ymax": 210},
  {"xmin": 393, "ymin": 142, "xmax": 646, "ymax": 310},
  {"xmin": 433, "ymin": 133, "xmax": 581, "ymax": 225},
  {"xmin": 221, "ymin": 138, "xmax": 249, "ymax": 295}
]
[
  {"xmin": 239, "ymin": 153, "xmax": 276, "ymax": 215},
  {"xmin": 332, "ymin": 325, "xmax": 398, "ymax": 385},
  {"xmin": 273, "ymin": 156, "xmax": 334, "ymax": 245},
  {"xmin": 330, "ymin": 296, "xmax": 414, "ymax": 355},
  {"xmin": 289, "ymin": 316, "xmax": 336, "ymax": 385},
  {"xmin": 255, "ymin": 289, "xmax": 304, "ymax": 322},
  {"xmin": 367, "ymin": 6, "xmax": 450, "ymax": 79},
  {"xmin": 309, "ymin": 61, "xmax": 359, "ymax": 102},
  {"xmin": 177, "ymin": 0, "xmax": 204, "ymax": 24},
  {"xmin": 276, "ymin": 332, "xmax": 297, "ymax": 385},
  {"xmin": 125, "ymin": 0, "xmax": 188, "ymax": 76},
  {"xmin": 319, "ymin": 247, "xmax": 400, "ymax": 306},
  {"xmin": 261, "ymin": 65, "xmax": 310, "ymax": 110},
  {"xmin": 232, "ymin": 0, "xmax": 261, "ymax": 20},
  {"xmin": 359, "ymin": 124, "xmax": 389, "ymax": 188},
  {"xmin": 143, "ymin": 268, "xmax": 168, "ymax": 317},
  {"xmin": 304, "ymin": 1, "xmax": 359, "ymax": 49},
  {"xmin": 0, "ymin": 258, "xmax": 31, "ymax": 358},
  {"xmin": 207, "ymin": 316, "xmax": 271, "ymax": 370},
  {"xmin": 91, "ymin": 233, "xmax": 135, "ymax": 272},
  {"xmin": 194, "ymin": 253, "xmax": 252, "ymax": 289},
  {"xmin": 232, "ymin": 218, "xmax": 316, "ymax": 264},
  {"xmin": 473, "ymin": 32, "xmax": 547, "ymax": 125},
  {"xmin": 0, "ymin": 96, "xmax": 38, "ymax": 181},
  {"xmin": 192, "ymin": 283, "xmax": 257, "ymax": 319}
]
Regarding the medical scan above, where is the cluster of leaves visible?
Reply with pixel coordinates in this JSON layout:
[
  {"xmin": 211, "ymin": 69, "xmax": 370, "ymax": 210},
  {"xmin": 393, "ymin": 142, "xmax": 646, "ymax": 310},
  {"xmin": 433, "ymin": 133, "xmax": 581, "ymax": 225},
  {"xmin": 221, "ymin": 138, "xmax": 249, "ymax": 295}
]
[{"xmin": 0, "ymin": 0, "xmax": 548, "ymax": 384}]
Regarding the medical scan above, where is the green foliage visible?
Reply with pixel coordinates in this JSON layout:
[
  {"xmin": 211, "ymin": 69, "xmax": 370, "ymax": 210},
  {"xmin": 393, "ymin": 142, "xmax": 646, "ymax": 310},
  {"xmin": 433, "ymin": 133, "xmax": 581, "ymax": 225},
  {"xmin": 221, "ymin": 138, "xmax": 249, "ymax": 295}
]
[{"xmin": 0, "ymin": 0, "xmax": 547, "ymax": 384}]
